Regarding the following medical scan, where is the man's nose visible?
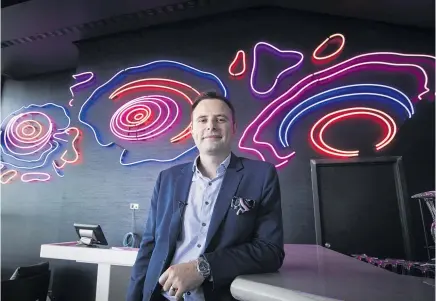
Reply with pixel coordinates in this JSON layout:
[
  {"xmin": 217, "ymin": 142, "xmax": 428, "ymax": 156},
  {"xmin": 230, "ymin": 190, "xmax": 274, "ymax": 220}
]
[{"xmin": 206, "ymin": 119, "xmax": 217, "ymax": 130}]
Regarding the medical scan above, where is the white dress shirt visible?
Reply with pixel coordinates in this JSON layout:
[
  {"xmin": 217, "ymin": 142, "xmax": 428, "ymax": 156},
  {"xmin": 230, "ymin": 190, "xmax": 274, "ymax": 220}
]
[{"xmin": 162, "ymin": 154, "xmax": 231, "ymax": 301}]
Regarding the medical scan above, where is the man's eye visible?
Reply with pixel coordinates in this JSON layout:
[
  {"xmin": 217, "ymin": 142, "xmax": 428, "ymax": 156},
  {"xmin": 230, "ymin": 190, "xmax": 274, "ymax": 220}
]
[
  {"xmin": 199, "ymin": 119, "xmax": 207, "ymax": 123},
  {"xmin": 218, "ymin": 118, "xmax": 226, "ymax": 122}
]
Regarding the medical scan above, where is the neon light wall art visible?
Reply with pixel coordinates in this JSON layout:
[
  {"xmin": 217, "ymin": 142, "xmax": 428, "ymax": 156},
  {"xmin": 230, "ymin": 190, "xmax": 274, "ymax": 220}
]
[
  {"xmin": 78, "ymin": 60, "xmax": 227, "ymax": 166},
  {"xmin": 68, "ymin": 72, "xmax": 96, "ymax": 107},
  {"xmin": 0, "ymin": 104, "xmax": 82, "ymax": 183},
  {"xmin": 250, "ymin": 42, "xmax": 304, "ymax": 98},
  {"xmin": 228, "ymin": 50, "xmax": 247, "ymax": 78},
  {"xmin": 234, "ymin": 34, "xmax": 435, "ymax": 168},
  {"xmin": 312, "ymin": 33, "xmax": 346, "ymax": 64},
  {"xmin": 310, "ymin": 107, "xmax": 397, "ymax": 157}
]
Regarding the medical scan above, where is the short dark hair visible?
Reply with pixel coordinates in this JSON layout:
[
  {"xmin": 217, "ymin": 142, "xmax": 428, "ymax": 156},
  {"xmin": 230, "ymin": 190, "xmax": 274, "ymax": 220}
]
[{"xmin": 191, "ymin": 91, "xmax": 235, "ymax": 123}]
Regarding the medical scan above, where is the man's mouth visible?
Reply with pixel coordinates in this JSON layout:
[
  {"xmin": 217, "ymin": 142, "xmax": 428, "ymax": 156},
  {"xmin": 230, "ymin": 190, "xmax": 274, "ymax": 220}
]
[{"xmin": 203, "ymin": 135, "xmax": 222, "ymax": 139}]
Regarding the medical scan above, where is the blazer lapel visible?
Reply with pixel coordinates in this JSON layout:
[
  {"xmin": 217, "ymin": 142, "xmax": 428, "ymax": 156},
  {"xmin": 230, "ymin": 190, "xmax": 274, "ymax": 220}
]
[
  {"xmin": 205, "ymin": 154, "xmax": 244, "ymax": 250},
  {"xmin": 168, "ymin": 164, "xmax": 193, "ymax": 254}
]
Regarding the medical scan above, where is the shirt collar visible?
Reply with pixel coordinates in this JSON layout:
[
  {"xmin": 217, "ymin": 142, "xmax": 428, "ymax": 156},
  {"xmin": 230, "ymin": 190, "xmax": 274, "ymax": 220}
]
[{"xmin": 192, "ymin": 153, "xmax": 231, "ymax": 176}]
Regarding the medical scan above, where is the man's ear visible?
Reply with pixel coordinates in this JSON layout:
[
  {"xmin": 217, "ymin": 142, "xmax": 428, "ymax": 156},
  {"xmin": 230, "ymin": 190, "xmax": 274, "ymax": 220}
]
[{"xmin": 232, "ymin": 122, "xmax": 237, "ymax": 134}]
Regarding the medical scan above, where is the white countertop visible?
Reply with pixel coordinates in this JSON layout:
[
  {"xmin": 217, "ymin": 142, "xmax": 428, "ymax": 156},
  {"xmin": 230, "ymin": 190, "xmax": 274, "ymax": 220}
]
[
  {"xmin": 41, "ymin": 243, "xmax": 434, "ymax": 301},
  {"xmin": 40, "ymin": 242, "xmax": 138, "ymax": 266},
  {"xmin": 230, "ymin": 244, "xmax": 435, "ymax": 301}
]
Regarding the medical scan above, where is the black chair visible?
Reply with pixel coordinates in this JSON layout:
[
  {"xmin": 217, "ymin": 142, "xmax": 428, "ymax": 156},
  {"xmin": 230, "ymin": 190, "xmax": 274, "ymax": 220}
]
[{"xmin": 1, "ymin": 262, "xmax": 51, "ymax": 301}]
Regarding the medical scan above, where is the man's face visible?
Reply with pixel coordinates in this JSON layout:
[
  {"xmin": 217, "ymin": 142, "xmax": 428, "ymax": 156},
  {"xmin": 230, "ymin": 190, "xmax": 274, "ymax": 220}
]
[{"xmin": 191, "ymin": 98, "xmax": 235, "ymax": 156}]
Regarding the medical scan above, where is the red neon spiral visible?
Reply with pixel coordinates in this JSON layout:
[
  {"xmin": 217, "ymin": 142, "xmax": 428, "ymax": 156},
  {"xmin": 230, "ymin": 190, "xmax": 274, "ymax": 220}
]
[
  {"xmin": 4, "ymin": 111, "xmax": 53, "ymax": 156},
  {"xmin": 109, "ymin": 78, "xmax": 200, "ymax": 143},
  {"xmin": 110, "ymin": 95, "xmax": 179, "ymax": 141}
]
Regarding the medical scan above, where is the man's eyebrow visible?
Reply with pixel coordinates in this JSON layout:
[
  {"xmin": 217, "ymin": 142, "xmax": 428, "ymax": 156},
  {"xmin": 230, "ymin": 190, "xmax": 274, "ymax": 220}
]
[
  {"xmin": 196, "ymin": 114, "xmax": 229, "ymax": 119},
  {"xmin": 215, "ymin": 114, "xmax": 229, "ymax": 119}
]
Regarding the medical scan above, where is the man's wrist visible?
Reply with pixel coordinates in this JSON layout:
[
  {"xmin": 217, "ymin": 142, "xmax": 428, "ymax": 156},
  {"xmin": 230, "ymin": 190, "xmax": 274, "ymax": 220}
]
[{"xmin": 195, "ymin": 255, "xmax": 211, "ymax": 280}]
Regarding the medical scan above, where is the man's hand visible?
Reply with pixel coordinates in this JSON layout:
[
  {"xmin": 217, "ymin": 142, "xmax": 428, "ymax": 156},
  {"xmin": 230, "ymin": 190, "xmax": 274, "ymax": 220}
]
[{"xmin": 158, "ymin": 261, "xmax": 205, "ymax": 299}]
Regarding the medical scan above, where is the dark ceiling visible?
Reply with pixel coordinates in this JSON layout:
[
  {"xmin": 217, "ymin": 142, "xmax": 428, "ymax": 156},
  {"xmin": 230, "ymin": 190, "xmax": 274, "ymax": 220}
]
[
  {"xmin": 1, "ymin": 0, "xmax": 435, "ymax": 79},
  {"xmin": 1, "ymin": 0, "xmax": 31, "ymax": 8}
]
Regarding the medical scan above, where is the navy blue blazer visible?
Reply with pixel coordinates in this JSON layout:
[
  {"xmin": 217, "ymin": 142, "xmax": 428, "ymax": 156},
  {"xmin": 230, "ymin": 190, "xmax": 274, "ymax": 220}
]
[{"xmin": 127, "ymin": 153, "xmax": 285, "ymax": 301}]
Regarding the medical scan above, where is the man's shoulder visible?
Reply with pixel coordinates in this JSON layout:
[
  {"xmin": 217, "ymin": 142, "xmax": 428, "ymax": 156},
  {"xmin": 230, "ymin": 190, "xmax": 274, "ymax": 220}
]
[
  {"xmin": 155, "ymin": 155, "xmax": 276, "ymax": 178},
  {"xmin": 238, "ymin": 156, "xmax": 275, "ymax": 172},
  {"xmin": 158, "ymin": 161, "xmax": 191, "ymax": 178}
]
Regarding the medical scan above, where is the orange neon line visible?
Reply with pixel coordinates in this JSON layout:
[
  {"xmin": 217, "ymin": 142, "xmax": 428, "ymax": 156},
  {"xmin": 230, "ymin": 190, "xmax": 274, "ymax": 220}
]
[
  {"xmin": 109, "ymin": 78, "xmax": 201, "ymax": 99},
  {"xmin": 53, "ymin": 127, "xmax": 81, "ymax": 169},
  {"xmin": 312, "ymin": 33, "xmax": 346, "ymax": 62}
]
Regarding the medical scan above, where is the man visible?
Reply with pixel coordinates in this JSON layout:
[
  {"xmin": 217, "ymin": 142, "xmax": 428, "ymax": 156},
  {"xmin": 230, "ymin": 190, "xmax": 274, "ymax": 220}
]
[{"xmin": 127, "ymin": 91, "xmax": 284, "ymax": 301}]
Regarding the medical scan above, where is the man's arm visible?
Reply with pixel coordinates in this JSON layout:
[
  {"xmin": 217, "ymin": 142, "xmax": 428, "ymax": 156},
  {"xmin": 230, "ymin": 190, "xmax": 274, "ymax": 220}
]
[
  {"xmin": 126, "ymin": 172, "xmax": 162, "ymax": 301},
  {"xmin": 203, "ymin": 165, "xmax": 284, "ymax": 289}
]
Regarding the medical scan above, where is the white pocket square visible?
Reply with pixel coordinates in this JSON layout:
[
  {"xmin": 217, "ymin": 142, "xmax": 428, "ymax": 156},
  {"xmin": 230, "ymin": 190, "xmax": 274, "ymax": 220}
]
[{"xmin": 231, "ymin": 196, "xmax": 256, "ymax": 215}]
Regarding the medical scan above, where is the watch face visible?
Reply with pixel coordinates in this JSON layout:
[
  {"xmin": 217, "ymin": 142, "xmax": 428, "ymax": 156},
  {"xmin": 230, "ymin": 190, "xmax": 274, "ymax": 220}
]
[{"xmin": 199, "ymin": 261, "xmax": 209, "ymax": 272}]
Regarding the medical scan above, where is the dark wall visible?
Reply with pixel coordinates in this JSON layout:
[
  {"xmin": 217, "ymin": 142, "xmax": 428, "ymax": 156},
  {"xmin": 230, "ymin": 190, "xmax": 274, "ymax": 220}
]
[{"xmin": 1, "ymin": 7, "xmax": 434, "ymax": 301}]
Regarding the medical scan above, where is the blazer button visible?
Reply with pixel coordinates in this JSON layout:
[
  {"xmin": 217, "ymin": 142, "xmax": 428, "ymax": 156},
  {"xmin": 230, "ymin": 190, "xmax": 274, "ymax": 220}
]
[{"xmin": 187, "ymin": 291, "xmax": 191, "ymax": 295}]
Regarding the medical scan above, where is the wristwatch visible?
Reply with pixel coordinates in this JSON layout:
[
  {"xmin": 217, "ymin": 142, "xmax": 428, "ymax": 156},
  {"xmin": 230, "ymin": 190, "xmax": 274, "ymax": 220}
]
[{"xmin": 196, "ymin": 255, "xmax": 211, "ymax": 279}]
